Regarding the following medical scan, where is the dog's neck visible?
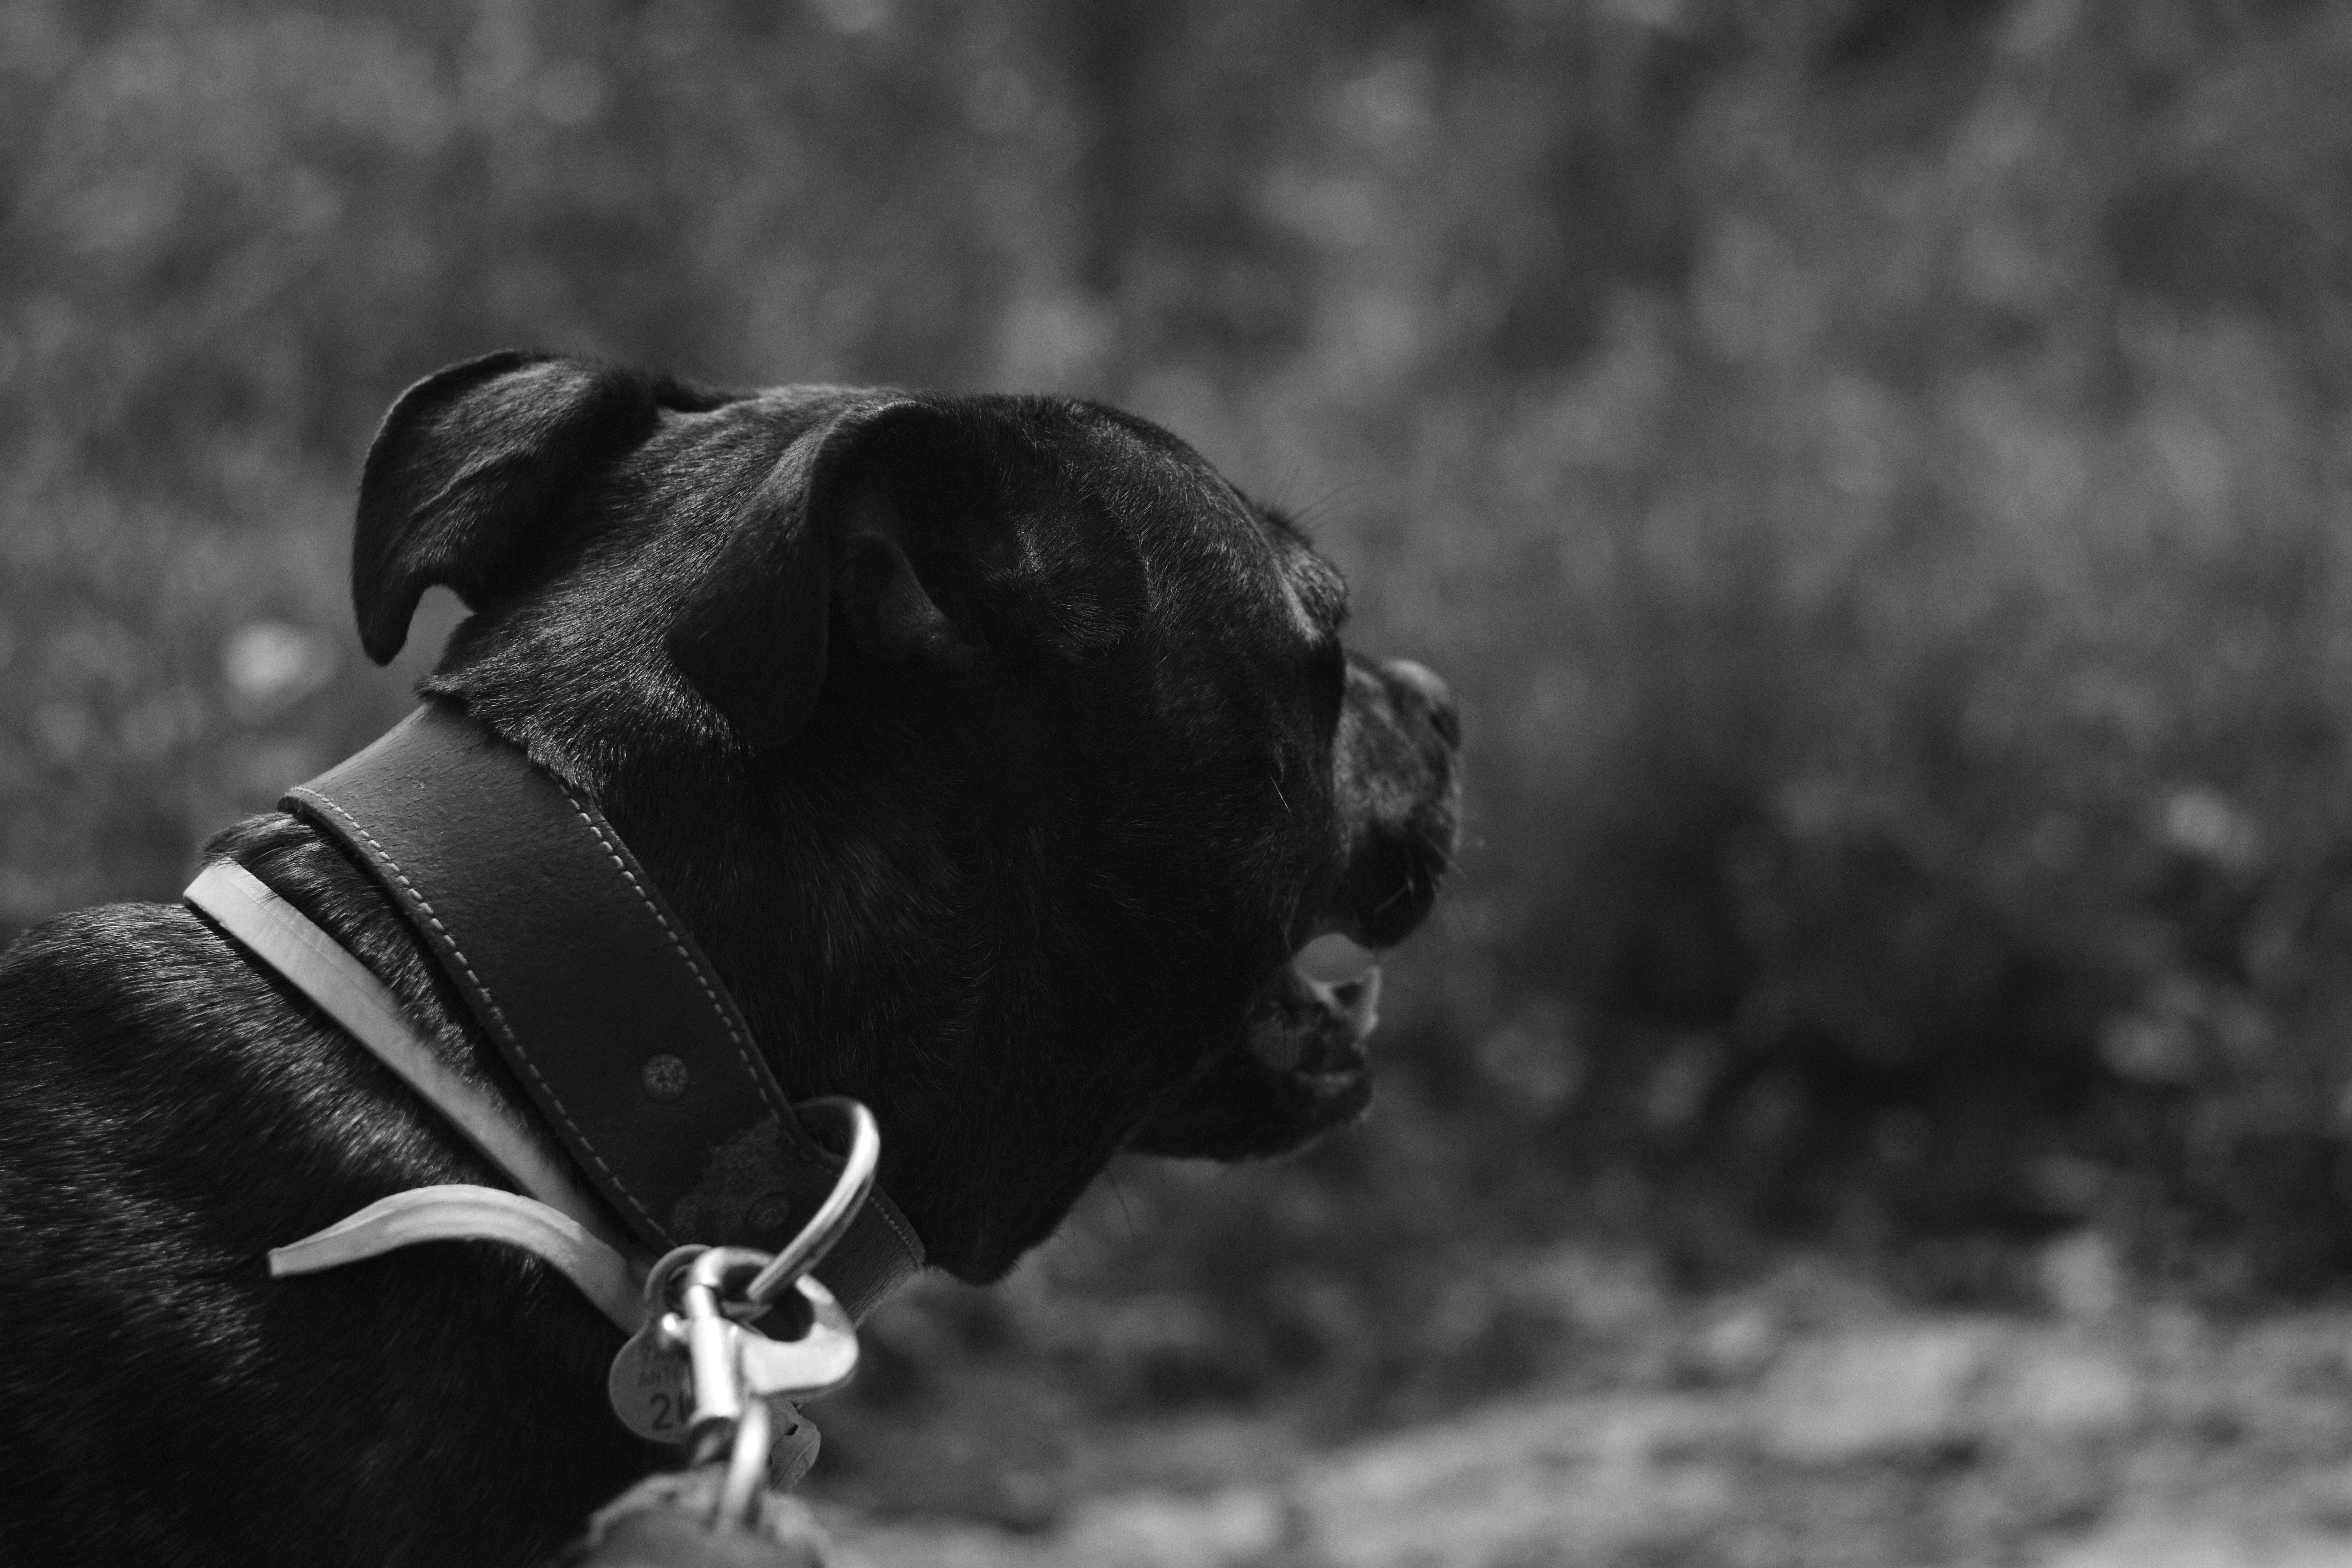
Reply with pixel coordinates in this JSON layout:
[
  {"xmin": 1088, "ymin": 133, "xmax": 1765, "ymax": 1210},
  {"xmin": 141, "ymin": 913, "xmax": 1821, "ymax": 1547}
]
[
  {"xmin": 451, "ymin": 671, "xmax": 1202, "ymax": 1283},
  {"xmin": 199, "ymin": 708, "xmax": 926, "ymax": 1315}
]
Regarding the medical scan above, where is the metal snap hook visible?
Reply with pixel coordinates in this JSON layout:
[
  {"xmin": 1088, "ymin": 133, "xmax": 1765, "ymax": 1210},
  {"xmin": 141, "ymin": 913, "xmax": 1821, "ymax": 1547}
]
[{"xmin": 713, "ymin": 1392, "xmax": 773, "ymax": 1532}]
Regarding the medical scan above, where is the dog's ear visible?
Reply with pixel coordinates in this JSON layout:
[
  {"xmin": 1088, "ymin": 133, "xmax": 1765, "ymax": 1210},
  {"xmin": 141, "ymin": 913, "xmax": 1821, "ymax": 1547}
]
[
  {"xmin": 665, "ymin": 400, "xmax": 943, "ymax": 751},
  {"xmin": 353, "ymin": 351, "xmax": 663, "ymax": 664},
  {"xmin": 828, "ymin": 405, "xmax": 1147, "ymax": 669},
  {"xmin": 670, "ymin": 399, "xmax": 1147, "ymax": 751}
]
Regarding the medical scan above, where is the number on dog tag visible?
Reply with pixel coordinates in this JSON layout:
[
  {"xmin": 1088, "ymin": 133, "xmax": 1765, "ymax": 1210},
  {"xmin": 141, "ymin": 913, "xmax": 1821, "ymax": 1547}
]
[{"xmin": 608, "ymin": 1313, "xmax": 700, "ymax": 1443}]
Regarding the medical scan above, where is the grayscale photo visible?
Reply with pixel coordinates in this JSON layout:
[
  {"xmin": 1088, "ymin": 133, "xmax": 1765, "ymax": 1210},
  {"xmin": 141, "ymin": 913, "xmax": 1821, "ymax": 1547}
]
[{"xmin": 0, "ymin": 2, "xmax": 2344, "ymax": 1564}]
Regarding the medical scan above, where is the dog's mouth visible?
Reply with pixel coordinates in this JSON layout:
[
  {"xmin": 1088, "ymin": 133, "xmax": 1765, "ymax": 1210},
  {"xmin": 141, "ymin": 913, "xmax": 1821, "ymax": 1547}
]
[
  {"xmin": 1249, "ymin": 931, "xmax": 1382, "ymax": 1086},
  {"xmin": 1124, "ymin": 930, "xmax": 1399, "ymax": 1161}
]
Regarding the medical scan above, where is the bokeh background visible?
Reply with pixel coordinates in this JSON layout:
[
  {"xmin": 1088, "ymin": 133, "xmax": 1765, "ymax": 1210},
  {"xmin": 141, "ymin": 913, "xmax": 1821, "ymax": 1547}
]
[{"xmin": 10, "ymin": 1, "xmax": 2352, "ymax": 1562}]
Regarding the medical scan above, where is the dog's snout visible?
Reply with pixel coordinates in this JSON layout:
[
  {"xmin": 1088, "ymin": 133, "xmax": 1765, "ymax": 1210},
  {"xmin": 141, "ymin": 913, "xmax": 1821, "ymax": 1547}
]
[{"xmin": 1381, "ymin": 657, "xmax": 1460, "ymax": 750}]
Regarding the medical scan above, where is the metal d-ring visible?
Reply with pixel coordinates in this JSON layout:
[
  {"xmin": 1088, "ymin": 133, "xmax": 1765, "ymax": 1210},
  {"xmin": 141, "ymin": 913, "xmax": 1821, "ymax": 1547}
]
[{"xmin": 742, "ymin": 1097, "xmax": 878, "ymax": 1307}]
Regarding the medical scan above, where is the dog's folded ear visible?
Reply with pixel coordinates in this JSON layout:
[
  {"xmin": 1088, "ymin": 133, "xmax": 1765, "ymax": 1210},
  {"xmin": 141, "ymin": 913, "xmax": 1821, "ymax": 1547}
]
[
  {"xmin": 353, "ymin": 352, "xmax": 668, "ymax": 665},
  {"xmin": 665, "ymin": 400, "xmax": 948, "ymax": 752},
  {"xmin": 670, "ymin": 399, "xmax": 1147, "ymax": 751},
  {"xmin": 821, "ymin": 404, "xmax": 1149, "ymax": 676}
]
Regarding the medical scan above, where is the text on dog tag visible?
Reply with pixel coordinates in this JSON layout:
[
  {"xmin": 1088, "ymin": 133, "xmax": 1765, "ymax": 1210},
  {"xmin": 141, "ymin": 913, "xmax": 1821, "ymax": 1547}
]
[{"xmin": 607, "ymin": 1314, "xmax": 698, "ymax": 1443}]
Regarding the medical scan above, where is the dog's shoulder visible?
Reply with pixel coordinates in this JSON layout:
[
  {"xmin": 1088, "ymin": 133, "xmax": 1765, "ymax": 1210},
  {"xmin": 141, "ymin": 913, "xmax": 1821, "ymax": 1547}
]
[
  {"xmin": 0, "ymin": 898, "xmax": 254, "ymax": 1048},
  {"xmin": 0, "ymin": 829, "xmax": 502, "ymax": 1229}
]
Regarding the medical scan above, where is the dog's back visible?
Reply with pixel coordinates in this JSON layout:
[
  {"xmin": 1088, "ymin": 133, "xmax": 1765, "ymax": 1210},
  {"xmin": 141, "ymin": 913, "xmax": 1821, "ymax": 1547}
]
[{"xmin": 0, "ymin": 859, "xmax": 647, "ymax": 1564}]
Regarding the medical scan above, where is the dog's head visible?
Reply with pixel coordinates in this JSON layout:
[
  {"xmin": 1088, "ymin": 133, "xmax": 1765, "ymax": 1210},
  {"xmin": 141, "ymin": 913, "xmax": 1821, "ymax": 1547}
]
[{"xmin": 352, "ymin": 351, "xmax": 1459, "ymax": 1281}]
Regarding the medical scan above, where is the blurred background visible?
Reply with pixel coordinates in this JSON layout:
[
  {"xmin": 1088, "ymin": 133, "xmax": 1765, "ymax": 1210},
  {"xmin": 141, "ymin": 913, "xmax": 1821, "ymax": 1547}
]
[{"xmin": 9, "ymin": 0, "xmax": 2352, "ymax": 1562}]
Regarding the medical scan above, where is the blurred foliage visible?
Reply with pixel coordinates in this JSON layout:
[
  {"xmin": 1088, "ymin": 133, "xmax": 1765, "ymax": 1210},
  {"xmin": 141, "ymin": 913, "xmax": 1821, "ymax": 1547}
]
[{"xmin": 9, "ymin": 0, "xmax": 2352, "ymax": 1461}]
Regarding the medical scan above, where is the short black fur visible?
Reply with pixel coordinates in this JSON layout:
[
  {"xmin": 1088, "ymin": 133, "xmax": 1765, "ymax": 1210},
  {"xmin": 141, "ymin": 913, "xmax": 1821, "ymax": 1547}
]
[{"xmin": 0, "ymin": 354, "xmax": 1459, "ymax": 1566}]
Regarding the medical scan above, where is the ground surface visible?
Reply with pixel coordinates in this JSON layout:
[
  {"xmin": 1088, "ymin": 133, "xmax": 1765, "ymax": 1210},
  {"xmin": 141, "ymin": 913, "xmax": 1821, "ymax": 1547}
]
[{"xmin": 806, "ymin": 1245, "xmax": 2352, "ymax": 1568}]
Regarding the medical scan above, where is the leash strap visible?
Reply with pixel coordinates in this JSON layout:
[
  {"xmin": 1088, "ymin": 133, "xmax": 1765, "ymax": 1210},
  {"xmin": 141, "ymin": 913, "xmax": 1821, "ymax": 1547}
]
[
  {"xmin": 279, "ymin": 702, "xmax": 922, "ymax": 1321},
  {"xmin": 269, "ymin": 1185, "xmax": 646, "ymax": 1333}
]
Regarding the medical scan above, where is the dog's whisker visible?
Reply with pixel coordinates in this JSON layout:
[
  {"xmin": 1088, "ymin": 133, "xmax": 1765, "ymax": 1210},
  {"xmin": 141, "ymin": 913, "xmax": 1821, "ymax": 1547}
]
[{"xmin": 1106, "ymin": 1171, "xmax": 1138, "ymax": 1242}]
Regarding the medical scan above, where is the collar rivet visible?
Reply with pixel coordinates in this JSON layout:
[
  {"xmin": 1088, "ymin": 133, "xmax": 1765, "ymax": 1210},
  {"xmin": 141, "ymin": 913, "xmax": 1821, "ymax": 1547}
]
[{"xmin": 640, "ymin": 1054, "xmax": 690, "ymax": 1102}]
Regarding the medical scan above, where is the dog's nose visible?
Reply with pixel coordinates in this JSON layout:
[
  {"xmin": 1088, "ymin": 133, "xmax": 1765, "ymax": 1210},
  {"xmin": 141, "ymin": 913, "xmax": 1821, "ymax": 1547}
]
[{"xmin": 1381, "ymin": 657, "xmax": 1460, "ymax": 750}]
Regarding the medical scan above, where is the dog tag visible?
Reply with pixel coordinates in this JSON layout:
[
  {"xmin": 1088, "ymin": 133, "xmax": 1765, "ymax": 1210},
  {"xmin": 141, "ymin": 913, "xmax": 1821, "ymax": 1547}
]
[
  {"xmin": 606, "ymin": 1329, "xmax": 824, "ymax": 1490},
  {"xmin": 608, "ymin": 1312, "xmax": 700, "ymax": 1444},
  {"xmin": 604, "ymin": 1249, "xmax": 858, "ymax": 1442},
  {"xmin": 606, "ymin": 1246, "xmax": 709, "ymax": 1443}
]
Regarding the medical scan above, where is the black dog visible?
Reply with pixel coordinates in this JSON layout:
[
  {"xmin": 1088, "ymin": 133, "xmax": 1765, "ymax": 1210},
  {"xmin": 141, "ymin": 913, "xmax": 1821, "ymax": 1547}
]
[{"xmin": 0, "ymin": 352, "xmax": 1459, "ymax": 1567}]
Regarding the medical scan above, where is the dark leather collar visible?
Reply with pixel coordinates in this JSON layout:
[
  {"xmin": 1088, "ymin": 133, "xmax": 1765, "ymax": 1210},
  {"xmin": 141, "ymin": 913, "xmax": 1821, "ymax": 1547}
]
[{"xmin": 282, "ymin": 702, "xmax": 923, "ymax": 1321}]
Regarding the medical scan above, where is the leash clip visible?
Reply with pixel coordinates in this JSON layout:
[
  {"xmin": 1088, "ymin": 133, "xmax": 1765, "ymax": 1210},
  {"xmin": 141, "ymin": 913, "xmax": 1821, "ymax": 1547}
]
[
  {"xmin": 680, "ymin": 1249, "xmax": 754, "ymax": 1445},
  {"xmin": 606, "ymin": 1098, "xmax": 880, "ymax": 1495}
]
